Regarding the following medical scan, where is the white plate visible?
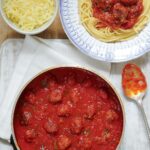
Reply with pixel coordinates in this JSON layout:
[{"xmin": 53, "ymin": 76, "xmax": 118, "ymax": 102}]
[{"xmin": 59, "ymin": 0, "xmax": 150, "ymax": 62}]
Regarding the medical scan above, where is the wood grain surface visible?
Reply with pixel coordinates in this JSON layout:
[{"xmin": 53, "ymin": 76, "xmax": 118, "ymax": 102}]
[{"xmin": 0, "ymin": 14, "xmax": 67, "ymax": 44}]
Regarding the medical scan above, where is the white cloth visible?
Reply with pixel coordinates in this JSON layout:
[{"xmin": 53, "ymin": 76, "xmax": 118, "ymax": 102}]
[
  {"xmin": 0, "ymin": 35, "xmax": 110, "ymax": 139},
  {"xmin": 0, "ymin": 36, "xmax": 150, "ymax": 149}
]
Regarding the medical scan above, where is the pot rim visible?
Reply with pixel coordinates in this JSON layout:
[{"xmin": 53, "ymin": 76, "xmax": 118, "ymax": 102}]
[{"xmin": 11, "ymin": 65, "xmax": 125, "ymax": 150}]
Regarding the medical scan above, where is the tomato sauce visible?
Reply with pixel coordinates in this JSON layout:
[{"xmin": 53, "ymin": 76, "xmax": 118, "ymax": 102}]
[
  {"xmin": 122, "ymin": 64, "xmax": 147, "ymax": 96},
  {"xmin": 92, "ymin": 0, "xmax": 143, "ymax": 30},
  {"xmin": 14, "ymin": 67, "xmax": 123, "ymax": 150}
]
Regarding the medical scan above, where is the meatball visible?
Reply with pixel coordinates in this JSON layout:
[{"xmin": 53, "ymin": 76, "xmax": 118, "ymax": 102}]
[
  {"xmin": 94, "ymin": 129, "xmax": 111, "ymax": 145},
  {"xmin": 120, "ymin": 0, "xmax": 138, "ymax": 5},
  {"xmin": 44, "ymin": 119, "xmax": 58, "ymax": 134},
  {"xmin": 84, "ymin": 104, "xmax": 96, "ymax": 120},
  {"xmin": 106, "ymin": 0, "xmax": 120, "ymax": 9},
  {"xmin": 25, "ymin": 129, "xmax": 37, "ymax": 143},
  {"xmin": 113, "ymin": 3, "xmax": 128, "ymax": 24},
  {"xmin": 93, "ymin": 0, "xmax": 118, "ymax": 10},
  {"xmin": 57, "ymin": 135, "xmax": 71, "ymax": 150},
  {"xmin": 79, "ymin": 137, "xmax": 92, "ymax": 150},
  {"xmin": 99, "ymin": 89, "xmax": 108, "ymax": 99},
  {"xmin": 82, "ymin": 79, "xmax": 92, "ymax": 88},
  {"xmin": 66, "ymin": 74, "xmax": 76, "ymax": 86},
  {"xmin": 25, "ymin": 92, "xmax": 36, "ymax": 104},
  {"xmin": 71, "ymin": 117, "xmax": 83, "ymax": 134},
  {"xmin": 106, "ymin": 110, "xmax": 118, "ymax": 122},
  {"xmin": 57, "ymin": 104, "xmax": 70, "ymax": 117},
  {"xmin": 40, "ymin": 77, "xmax": 49, "ymax": 88},
  {"xmin": 49, "ymin": 87, "xmax": 63, "ymax": 104},
  {"xmin": 70, "ymin": 87, "xmax": 81, "ymax": 103},
  {"xmin": 63, "ymin": 86, "xmax": 81, "ymax": 104},
  {"xmin": 20, "ymin": 111, "xmax": 32, "ymax": 126},
  {"xmin": 47, "ymin": 74, "xmax": 57, "ymax": 88},
  {"xmin": 128, "ymin": 2, "xmax": 143, "ymax": 19}
]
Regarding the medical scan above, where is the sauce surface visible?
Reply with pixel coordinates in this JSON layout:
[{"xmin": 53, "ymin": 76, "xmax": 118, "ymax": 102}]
[
  {"xmin": 14, "ymin": 68, "xmax": 123, "ymax": 150},
  {"xmin": 92, "ymin": 0, "xmax": 143, "ymax": 30},
  {"xmin": 122, "ymin": 64, "xmax": 147, "ymax": 97}
]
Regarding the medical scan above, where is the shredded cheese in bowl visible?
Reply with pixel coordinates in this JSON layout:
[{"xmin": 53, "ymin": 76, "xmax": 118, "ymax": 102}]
[{"xmin": 3, "ymin": 0, "xmax": 55, "ymax": 31}]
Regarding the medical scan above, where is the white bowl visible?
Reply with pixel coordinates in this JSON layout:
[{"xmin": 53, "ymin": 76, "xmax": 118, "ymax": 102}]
[{"xmin": 0, "ymin": 0, "xmax": 58, "ymax": 35}]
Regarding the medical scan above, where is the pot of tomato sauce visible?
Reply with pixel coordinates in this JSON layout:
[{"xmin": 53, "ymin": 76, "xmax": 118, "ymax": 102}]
[{"xmin": 11, "ymin": 67, "xmax": 125, "ymax": 150}]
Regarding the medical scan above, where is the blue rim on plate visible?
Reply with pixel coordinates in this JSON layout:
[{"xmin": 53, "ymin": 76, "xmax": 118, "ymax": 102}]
[{"xmin": 59, "ymin": 0, "xmax": 150, "ymax": 63}]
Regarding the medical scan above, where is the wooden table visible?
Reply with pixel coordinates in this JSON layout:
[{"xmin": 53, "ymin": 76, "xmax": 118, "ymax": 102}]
[{"xmin": 0, "ymin": 14, "xmax": 67, "ymax": 44}]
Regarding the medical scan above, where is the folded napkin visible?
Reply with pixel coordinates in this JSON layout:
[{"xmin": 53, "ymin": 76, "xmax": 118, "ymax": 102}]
[
  {"xmin": 0, "ymin": 36, "xmax": 150, "ymax": 150},
  {"xmin": 0, "ymin": 36, "xmax": 111, "ymax": 140}
]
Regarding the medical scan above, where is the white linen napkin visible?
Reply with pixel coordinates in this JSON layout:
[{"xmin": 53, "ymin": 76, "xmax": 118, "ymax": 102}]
[
  {"xmin": 0, "ymin": 36, "xmax": 150, "ymax": 150},
  {"xmin": 0, "ymin": 35, "xmax": 111, "ymax": 140}
]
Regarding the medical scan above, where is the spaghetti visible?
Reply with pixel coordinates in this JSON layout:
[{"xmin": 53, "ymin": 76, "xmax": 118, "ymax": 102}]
[{"xmin": 79, "ymin": 0, "xmax": 150, "ymax": 42}]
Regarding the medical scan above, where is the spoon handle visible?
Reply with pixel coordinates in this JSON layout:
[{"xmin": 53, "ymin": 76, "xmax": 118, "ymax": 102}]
[{"xmin": 137, "ymin": 100, "xmax": 150, "ymax": 141}]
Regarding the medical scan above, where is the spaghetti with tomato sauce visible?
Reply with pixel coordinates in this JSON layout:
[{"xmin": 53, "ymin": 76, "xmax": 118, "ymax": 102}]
[{"xmin": 79, "ymin": 0, "xmax": 150, "ymax": 42}]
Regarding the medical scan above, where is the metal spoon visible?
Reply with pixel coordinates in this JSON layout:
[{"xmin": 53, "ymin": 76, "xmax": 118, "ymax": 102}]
[{"xmin": 122, "ymin": 63, "xmax": 150, "ymax": 141}]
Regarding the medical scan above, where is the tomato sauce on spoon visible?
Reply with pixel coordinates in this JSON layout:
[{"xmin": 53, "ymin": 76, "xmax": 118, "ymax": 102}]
[{"xmin": 122, "ymin": 63, "xmax": 147, "ymax": 98}]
